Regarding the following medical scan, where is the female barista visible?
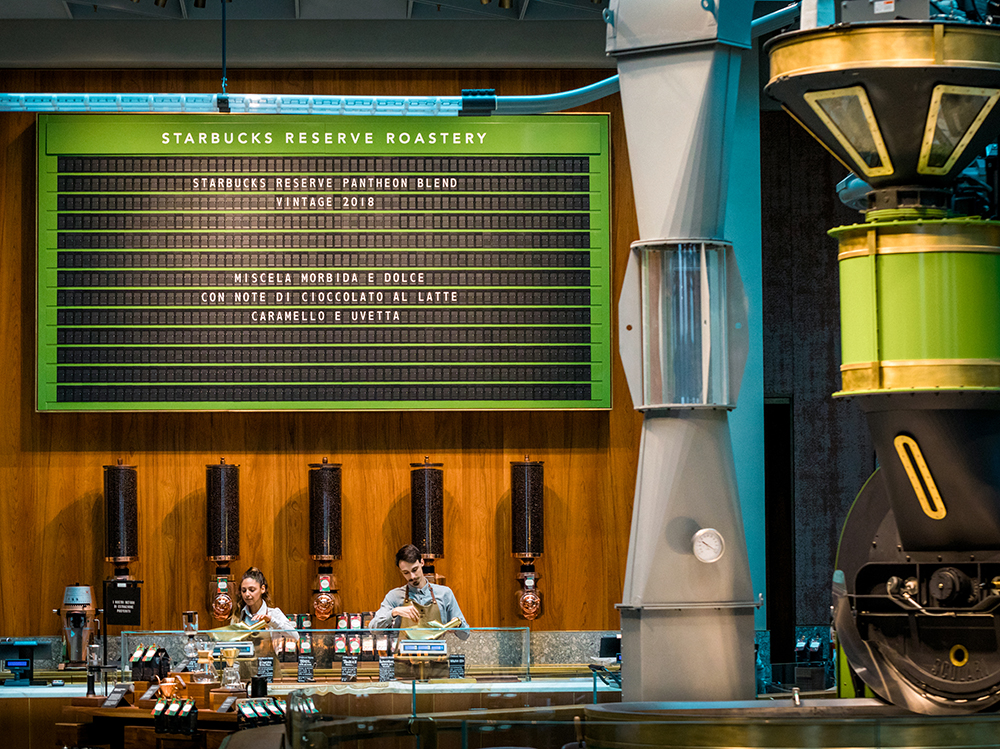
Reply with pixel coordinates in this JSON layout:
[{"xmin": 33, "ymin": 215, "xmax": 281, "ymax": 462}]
[{"xmin": 233, "ymin": 567, "xmax": 299, "ymax": 641}]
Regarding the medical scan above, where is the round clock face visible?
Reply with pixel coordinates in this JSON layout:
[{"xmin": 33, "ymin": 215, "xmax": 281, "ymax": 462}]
[{"xmin": 692, "ymin": 528, "xmax": 725, "ymax": 563}]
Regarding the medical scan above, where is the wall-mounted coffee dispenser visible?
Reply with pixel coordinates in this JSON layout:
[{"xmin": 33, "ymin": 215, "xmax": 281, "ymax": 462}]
[
  {"xmin": 206, "ymin": 458, "xmax": 239, "ymax": 621},
  {"xmin": 100, "ymin": 460, "xmax": 142, "ymax": 662},
  {"xmin": 411, "ymin": 456, "xmax": 445, "ymax": 585},
  {"xmin": 104, "ymin": 460, "xmax": 138, "ymax": 579},
  {"xmin": 511, "ymin": 456, "xmax": 545, "ymax": 620},
  {"xmin": 308, "ymin": 458, "xmax": 343, "ymax": 620}
]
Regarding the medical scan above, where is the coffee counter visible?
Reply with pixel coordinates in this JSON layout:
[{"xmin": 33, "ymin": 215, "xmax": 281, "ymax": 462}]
[
  {"xmin": 2, "ymin": 676, "xmax": 620, "ymax": 749},
  {"xmin": 1, "ymin": 628, "xmax": 621, "ymax": 747}
]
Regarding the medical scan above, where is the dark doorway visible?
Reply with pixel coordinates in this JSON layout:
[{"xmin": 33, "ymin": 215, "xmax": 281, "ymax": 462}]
[{"xmin": 764, "ymin": 396, "xmax": 796, "ymax": 664}]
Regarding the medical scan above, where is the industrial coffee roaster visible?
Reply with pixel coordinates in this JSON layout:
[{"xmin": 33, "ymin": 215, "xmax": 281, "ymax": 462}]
[{"xmin": 768, "ymin": 19, "xmax": 1000, "ymax": 714}]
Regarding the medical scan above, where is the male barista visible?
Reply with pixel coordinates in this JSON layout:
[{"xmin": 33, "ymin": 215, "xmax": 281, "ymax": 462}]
[
  {"xmin": 371, "ymin": 544, "xmax": 468, "ymax": 678},
  {"xmin": 371, "ymin": 544, "xmax": 468, "ymax": 632}
]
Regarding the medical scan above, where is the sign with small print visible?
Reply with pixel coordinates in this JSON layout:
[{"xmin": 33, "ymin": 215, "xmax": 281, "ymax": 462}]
[
  {"xmin": 102, "ymin": 683, "xmax": 131, "ymax": 708},
  {"xmin": 256, "ymin": 656, "xmax": 274, "ymax": 683},
  {"xmin": 378, "ymin": 655, "xmax": 395, "ymax": 682},
  {"xmin": 298, "ymin": 654, "xmax": 316, "ymax": 682},
  {"xmin": 339, "ymin": 655, "xmax": 357, "ymax": 682},
  {"xmin": 217, "ymin": 694, "xmax": 239, "ymax": 713},
  {"xmin": 104, "ymin": 581, "xmax": 141, "ymax": 626}
]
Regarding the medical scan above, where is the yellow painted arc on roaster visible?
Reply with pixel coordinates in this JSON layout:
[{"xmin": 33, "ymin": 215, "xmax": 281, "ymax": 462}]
[
  {"xmin": 893, "ymin": 435, "xmax": 947, "ymax": 520},
  {"xmin": 950, "ymin": 644, "xmax": 970, "ymax": 668}
]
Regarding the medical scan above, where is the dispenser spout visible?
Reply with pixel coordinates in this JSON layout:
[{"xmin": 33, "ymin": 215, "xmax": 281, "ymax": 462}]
[
  {"xmin": 208, "ymin": 568, "xmax": 235, "ymax": 621},
  {"xmin": 516, "ymin": 565, "xmax": 542, "ymax": 621},
  {"xmin": 310, "ymin": 569, "xmax": 342, "ymax": 621}
]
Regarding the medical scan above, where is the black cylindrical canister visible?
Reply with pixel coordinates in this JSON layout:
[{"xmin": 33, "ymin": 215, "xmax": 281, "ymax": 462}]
[
  {"xmin": 410, "ymin": 457, "xmax": 444, "ymax": 559},
  {"xmin": 511, "ymin": 457, "xmax": 544, "ymax": 558},
  {"xmin": 206, "ymin": 458, "xmax": 239, "ymax": 561},
  {"xmin": 309, "ymin": 458, "xmax": 342, "ymax": 561},
  {"xmin": 250, "ymin": 675, "xmax": 268, "ymax": 698},
  {"xmin": 104, "ymin": 462, "xmax": 138, "ymax": 562}
]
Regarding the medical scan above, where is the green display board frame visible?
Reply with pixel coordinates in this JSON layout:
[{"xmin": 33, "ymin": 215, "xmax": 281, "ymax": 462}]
[{"xmin": 37, "ymin": 113, "xmax": 611, "ymax": 412}]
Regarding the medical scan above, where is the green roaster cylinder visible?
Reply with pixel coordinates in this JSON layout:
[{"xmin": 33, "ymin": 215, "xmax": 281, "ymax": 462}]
[
  {"xmin": 832, "ymin": 216, "xmax": 1000, "ymax": 552},
  {"xmin": 835, "ymin": 218, "xmax": 1000, "ymax": 397}
]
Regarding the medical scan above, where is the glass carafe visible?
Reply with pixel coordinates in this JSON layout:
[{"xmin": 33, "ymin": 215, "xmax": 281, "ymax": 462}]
[
  {"xmin": 220, "ymin": 647, "xmax": 243, "ymax": 691},
  {"xmin": 192, "ymin": 648, "xmax": 218, "ymax": 683}
]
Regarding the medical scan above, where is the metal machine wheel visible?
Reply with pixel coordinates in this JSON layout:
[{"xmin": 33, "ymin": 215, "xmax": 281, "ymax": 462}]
[{"xmin": 835, "ymin": 469, "xmax": 1000, "ymax": 714}]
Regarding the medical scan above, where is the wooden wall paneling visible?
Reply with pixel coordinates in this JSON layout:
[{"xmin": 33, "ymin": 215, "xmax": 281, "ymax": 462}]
[
  {"xmin": 354, "ymin": 412, "xmax": 413, "ymax": 615},
  {"xmin": 604, "ymin": 95, "xmax": 644, "ymax": 628},
  {"xmin": 452, "ymin": 411, "xmax": 506, "ymax": 629},
  {"xmin": 538, "ymin": 411, "xmax": 611, "ymax": 630},
  {"xmin": 0, "ymin": 68, "xmax": 641, "ymax": 638},
  {"xmin": 0, "ymin": 697, "xmax": 30, "ymax": 748},
  {"xmin": 1, "ymin": 112, "xmax": 31, "ymax": 635},
  {"xmin": 25, "ymin": 695, "xmax": 72, "ymax": 749},
  {"xmin": 497, "ymin": 409, "xmax": 618, "ymax": 630}
]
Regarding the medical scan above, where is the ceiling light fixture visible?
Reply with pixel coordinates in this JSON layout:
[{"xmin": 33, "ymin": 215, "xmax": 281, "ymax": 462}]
[
  {"xmin": 155, "ymin": 0, "xmax": 167, "ymax": 6},
  {"xmin": 499, "ymin": 0, "xmax": 512, "ymax": 7},
  {"xmin": 194, "ymin": 0, "xmax": 206, "ymax": 7}
]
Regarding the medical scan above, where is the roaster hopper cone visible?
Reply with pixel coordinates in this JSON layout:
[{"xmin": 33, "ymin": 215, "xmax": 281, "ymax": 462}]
[{"xmin": 766, "ymin": 22, "xmax": 1000, "ymax": 191}]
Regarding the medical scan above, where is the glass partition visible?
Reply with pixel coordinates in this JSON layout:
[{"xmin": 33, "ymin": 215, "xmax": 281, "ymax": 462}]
[
  {"xmin": 121, "ymin": 627, "xmax": 532, "ymax": 684},
  {"xmin": 280, "ymin": 700, "xmax": 1000, "ymax": 749},
  {"xmin": 283, "ymin": 692, "xmax": 587, "ymax": 749}
]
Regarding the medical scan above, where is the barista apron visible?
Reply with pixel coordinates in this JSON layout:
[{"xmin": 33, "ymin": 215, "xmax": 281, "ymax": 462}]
[{"xmin": 394, "ymin": 586, "xmax": 449, "ymax": 680}]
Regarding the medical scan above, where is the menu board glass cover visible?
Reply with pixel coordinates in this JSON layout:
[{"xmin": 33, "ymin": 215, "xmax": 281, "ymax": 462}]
[{"xmin": 37, "ymin": 114, "xmax": 611, "ymax": 412}]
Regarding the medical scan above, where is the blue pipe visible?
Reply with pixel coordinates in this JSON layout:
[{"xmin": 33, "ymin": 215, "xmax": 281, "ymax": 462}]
[
  {"xmin": 492, "ymin": 76, "xmax": 620, "ymax": 115},
  {"xmin": 0, "ymin": 92, "xmax": 464, "ymax": 115},
  {"xmin": 0, "ymin": 6, "xmax": 799, "ymax": 117},
  {"xmin": 0, "ymin": 79, "xmax": 624, "ymax": 116},
  {"xmin": 0, "ymin": 76, "xmax": 620, "ymax": 116},
  {"xmin": 751, "ymin": 3, "xmax": 801, "ymax": 38}
]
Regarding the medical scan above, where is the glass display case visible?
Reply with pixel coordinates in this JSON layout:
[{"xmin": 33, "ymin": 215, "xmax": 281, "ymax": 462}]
[{"xmin": 121, "ymin": 627, "xmax": 535, "ymax": 685}]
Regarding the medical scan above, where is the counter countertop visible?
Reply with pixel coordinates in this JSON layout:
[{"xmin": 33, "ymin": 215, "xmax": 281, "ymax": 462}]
[
  {"xmin": 0, "ymin": 677, "xmax": 619, "ymax": 700},
  {"xmin": 0, "ymin": 684, "xmax": 93, "ymax": 699}
]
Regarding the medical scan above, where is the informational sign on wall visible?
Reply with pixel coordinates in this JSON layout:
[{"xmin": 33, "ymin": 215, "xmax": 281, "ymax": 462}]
[
  {"xmin": 36, "ymin": 114, "xmax": 611, "ymax": 412},
  {"xmin": 103, "ymin": 579, "xmax": 141, "ymax": 626}
]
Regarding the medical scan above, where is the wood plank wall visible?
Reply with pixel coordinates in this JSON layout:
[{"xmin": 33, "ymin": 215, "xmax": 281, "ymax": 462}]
[{"xmin": 0, "ymin": 68, "xmax": 643, "ymax": 637}]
